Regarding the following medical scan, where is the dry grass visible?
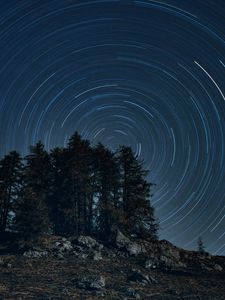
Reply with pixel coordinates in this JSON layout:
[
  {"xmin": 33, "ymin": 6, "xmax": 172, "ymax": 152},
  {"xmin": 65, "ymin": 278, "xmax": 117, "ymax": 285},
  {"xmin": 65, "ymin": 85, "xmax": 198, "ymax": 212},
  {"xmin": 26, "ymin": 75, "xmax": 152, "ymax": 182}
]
[{"xmin": 0, "ymin": 253, "xmax": 224, "ymax": 300}]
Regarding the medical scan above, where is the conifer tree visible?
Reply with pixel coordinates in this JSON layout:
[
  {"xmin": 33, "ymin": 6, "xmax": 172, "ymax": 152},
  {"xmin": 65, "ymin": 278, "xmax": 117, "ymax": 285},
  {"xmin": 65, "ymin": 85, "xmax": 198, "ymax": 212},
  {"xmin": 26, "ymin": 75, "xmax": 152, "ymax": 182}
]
[
  {"xmin": 23, "ymin": 141, "xmax": 52, "ymax": 232},
  {"xmin": 0, "ymin": 151, "xmax": 23, "ymax": 232},
  {"xmin": 65, "ymin": 132, "xmax": 92, "ymax": 235},
  {"xmin": 94, "ymin": 143, "xmax": 120, "ymax": 239},
  {"xmin": 15, "ymin": 187, "xmax": 50, "ymax": 241},
  {"xmin": 50, "ymin": 147, "xmax": 68, "ymax": 235},
  {"xmin": 197, "ymin": 236, "xmax": 205, "ymax": 254},
  {"xmin": 118, "ymin": 146, "xmax": 158, "ymax": 239},
  {"xmin": 0, "ymin": 132, "xmax": 159, "ymax": 242},
  {"xmin": 24, "ymin": 141, "xmax": 52, "ymax": 197}
]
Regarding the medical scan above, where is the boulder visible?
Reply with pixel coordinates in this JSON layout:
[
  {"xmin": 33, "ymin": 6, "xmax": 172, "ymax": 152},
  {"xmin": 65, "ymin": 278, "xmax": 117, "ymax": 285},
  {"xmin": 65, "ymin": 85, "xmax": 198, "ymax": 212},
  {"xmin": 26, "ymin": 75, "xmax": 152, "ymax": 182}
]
[
  {"xmin": 214, "ymin": 264, "xmax": 223, "ymax": 272},
  {"xmin": 160, "ymin": 255, "xmax": 179, "ymax": 269},
  {"xmin": 6, "ymin": 263, "xmax": 12, "ymax": 268},
  {"xmin": 145, "ymin": 254, "xmax": 186, "ymax": 270},
  {"xmin": 72, "ymin": 251, "xmax": 89, "ymax": 260},
  {"xmin": 90, "ymin": 276, "xmax": 106, "ymax": 289},
  {"xmin": 92, "ymin": 251, "xmax": 103, "ymax": 261},
  {"xmin": 127, "ymin": 242, "xmax": 146, "ymax": 256},
  {"xmin": 75, "ymin": 275, "xmax": 105, "ymax": 290},
  {"xmin": 128, "ymin": 269, "xmax": 158, "ymax": 285},
  {"xmin": 116, "ymin": 229, "xmax": 146, "ymax": 256},
  {"xmin": 53, "ymin": 239, "xmax": 73, "ymax": 253},
  {"xmin": 160, "ymin": 240, "xmax": 181, "ymax": 263},
  {"xmin": 77, "ymin": 236, "xmax": 103, "ymax": 250},
  {"xmin": 23, "ymin": 250, "xmax": 48, "ymax": 258},
  {"xmin": 55, "ymin": 252, "xmax": 64, "ymax": 259},
  {"xmin": 126, "ymin": 287, "xmax": 141, "ymax": 299},
  {"xmin": 116, "ymin": 229, "xmax": 131, "ymax": 248},
  {"xmin": 145, "ymin": 258, "xmax": 158, "ymax": 269}
]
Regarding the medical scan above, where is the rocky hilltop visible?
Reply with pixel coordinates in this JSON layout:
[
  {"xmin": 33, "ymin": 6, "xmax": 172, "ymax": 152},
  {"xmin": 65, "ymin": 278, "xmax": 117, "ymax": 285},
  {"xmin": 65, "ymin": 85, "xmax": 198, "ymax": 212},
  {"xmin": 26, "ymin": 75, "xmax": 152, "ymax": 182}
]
[{"xmin": 0, "ymin": 231, "xmax": 225, "ymax": 299}]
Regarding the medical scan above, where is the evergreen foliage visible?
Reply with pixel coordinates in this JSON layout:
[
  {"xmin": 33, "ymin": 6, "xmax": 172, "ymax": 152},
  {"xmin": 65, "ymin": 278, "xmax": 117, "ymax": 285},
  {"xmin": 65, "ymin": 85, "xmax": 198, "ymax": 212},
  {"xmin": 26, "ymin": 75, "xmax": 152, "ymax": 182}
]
[
  {"xmin": 94, "ymin": 143, "xmax": 121, "ymax": 239},
  {"xmin": 0, "ymin": 151, "xmax": 23, "ymax": 232},
  {"xmin": 118, "ymin": 146, "xmax": 159, "ymax": 239},
  {"xmin": 0, "ymin": 132, "xmax": 159, "ymax": 241},
  {"xmin": 197, "ymin": 236, "xmax": 206, "ymax": 254},
  {"xmin": 15, "ymin": 187, "xmax": 50, "ymax": 241}
]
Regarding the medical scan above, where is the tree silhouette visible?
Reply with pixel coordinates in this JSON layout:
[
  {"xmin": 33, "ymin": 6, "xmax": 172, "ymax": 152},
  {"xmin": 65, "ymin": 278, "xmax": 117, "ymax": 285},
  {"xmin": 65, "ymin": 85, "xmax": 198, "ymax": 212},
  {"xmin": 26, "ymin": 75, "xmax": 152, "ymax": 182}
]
[
  {"xmin": 0, "ymin": 151, "xmax": 23, "ymax": 232},
  {"xmin": 66, "ymin": 132, "xmax": 92, "ymax": 235},
  {"xmin": 0, "ymin": 132, "xmax": 159, "ymax": 242},
  {"xmin": 118, "ymin": 146, "xmax": 158, "ymax": 239},
  {"xmin": 15, "ymin": 187, "xmax": 50, "ymax": 241},
  {"xmin": 49, "ymin": 147, "xmax": 67, "ymax": 235},
  {"xmin": 197, "ymin": 236, "xmax": 206, "ymax": 254},
  {"xmin": 22, "ymin": 141, "xmax": 52, "ymax": 232},
  {"xmin": 94, "ymin": 143, "xmax": 120, "ymax": 239}
]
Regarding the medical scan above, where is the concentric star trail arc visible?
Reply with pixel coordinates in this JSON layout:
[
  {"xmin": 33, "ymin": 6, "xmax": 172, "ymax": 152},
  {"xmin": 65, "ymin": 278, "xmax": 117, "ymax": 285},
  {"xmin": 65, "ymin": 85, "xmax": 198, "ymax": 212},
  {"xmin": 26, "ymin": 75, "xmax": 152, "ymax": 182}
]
[{"xmin": 0, "ymin": 0, "xmax": 224, "ymax": 254}]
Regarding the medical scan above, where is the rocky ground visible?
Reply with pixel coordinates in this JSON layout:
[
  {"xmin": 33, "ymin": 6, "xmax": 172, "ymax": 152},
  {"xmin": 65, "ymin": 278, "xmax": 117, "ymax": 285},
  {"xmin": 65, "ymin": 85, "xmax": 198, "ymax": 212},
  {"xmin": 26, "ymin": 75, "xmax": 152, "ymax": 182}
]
[{"xmin": 0, "ymin": 232, "xmax": 225, "ymax": 299}]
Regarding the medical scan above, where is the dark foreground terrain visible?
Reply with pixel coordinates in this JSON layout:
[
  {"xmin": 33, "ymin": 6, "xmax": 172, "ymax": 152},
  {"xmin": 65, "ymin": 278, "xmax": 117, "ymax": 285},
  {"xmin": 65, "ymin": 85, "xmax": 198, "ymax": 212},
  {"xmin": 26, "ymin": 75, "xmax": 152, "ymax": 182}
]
[{"xmin": 0, "ymin": 233, "xmax": 224, "ymax": 299}]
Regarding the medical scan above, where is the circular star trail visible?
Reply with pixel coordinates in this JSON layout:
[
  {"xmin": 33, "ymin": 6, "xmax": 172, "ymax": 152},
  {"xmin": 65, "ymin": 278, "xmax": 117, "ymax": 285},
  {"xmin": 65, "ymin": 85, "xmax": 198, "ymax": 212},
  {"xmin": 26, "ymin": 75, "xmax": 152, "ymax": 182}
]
[{"xmin": 0, "ymin": 0, "xmax": 224, "ymax": 254}]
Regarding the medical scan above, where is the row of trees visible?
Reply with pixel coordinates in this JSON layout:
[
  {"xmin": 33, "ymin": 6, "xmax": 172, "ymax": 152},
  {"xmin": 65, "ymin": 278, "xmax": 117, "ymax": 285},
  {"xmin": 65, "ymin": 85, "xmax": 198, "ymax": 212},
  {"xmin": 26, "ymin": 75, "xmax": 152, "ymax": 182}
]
[{"xmin": 0, "ymin": 132, "xmax": 159, "ymax": 242}]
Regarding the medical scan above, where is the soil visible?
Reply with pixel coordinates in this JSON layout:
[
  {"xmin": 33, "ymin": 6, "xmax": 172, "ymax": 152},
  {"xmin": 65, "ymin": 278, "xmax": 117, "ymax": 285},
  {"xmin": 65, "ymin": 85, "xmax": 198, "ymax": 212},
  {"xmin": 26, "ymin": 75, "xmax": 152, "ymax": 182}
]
[{"xmin": 0, "ymin": 252, "xmax": 225, "ymax": 299}]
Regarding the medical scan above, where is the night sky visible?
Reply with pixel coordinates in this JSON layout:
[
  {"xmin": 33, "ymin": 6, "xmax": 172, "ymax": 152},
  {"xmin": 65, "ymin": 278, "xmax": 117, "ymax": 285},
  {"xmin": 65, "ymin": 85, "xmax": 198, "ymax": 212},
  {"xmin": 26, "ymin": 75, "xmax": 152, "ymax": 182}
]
[{"xmin": 0, "ymin": 0, "xmax": 224, "ymax": 255}]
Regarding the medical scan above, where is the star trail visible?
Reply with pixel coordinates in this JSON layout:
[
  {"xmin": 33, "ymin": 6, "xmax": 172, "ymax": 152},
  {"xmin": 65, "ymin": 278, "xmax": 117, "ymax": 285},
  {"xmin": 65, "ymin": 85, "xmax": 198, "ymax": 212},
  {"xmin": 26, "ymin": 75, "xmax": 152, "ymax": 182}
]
[{"xmin": 0, "ymin": 0, "xmax": 224, "ymax": 254}]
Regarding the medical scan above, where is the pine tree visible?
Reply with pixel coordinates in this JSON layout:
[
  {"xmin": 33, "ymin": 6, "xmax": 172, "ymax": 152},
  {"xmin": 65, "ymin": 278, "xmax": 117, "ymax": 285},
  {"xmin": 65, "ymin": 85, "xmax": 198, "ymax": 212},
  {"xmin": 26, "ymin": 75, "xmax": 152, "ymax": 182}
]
[
  {"xmin": 94, "ymin": 143, "xmax": 120, "ymax": 239},
  {"xmin": 15, "ymin": 187, "xmax": 50, "ymax": 241},
  {"xmin": 118, "ymin": 146, "xmax": 158, "ymax": 239},
  {"xmin": 197, "ymin": 236, "xmax": 205, "ymax": 254},
  {"xmin": 0, "ymin": 151, "xmax": 23, "ymax": 232},
  {"xmin": 23, "ymin": 141, "xmax": 52, "ymax": 229},
  {"xmin": 0, "ymin": 133, "xmax": 159, "ymax": 242},
  {"xmin": 50, "ymin": 147, "xmax": 69, "ymax": 235},
  {"xmin": 65, "ymin": 132, "xmax": 92, "ymax": 235},
  {"xmin": 24, "ymin": 141, "xmax": 52, "ymax": 198}
]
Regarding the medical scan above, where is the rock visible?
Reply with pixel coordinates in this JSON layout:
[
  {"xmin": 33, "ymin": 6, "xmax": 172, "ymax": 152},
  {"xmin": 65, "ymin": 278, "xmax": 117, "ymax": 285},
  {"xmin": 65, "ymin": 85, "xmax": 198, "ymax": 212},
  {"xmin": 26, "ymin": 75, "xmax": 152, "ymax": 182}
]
[
  {"xmin": 115, "ymin": 229, "xmax": 146, "ymax": 256},
  {"xmin": 53, "ymin": 239, "xmax": 73, "ymax": 253},
  {"xmin": 116, "ymin": 229, "xmax": 131, "ymax": 248},
  {"xmin": 160, "ymin": 255, "xmax": 176, "ymax": 268},
  {"xmin": 23, "ymin": 250, "xmax": 48, "ymax": 258},
  {"xmin": 80, "ymin": 253, "xmax": 89, "ymax": 260},
  {"xmin": 93, "ymin": 251, "xmax": 103, "ymax": 261},
  {"xmin": 90, "ymin": 276, "xmax": 106, "ymax": 289},
  {"xmin": 62, "ymin": 287, "xmax": 69, "ymax": 295},
  {"xmin": 145, "ymin": 258, "xmax": 158, "ymax": 269},
  {"xmin": 127, "ymin": 242, "xmax": 146, "ymax": 256},
  {"xmin": 128, "ymin": 269, "xmax": 158, "ymax": 285},
  {"xmin": 160, "ymin": 241, "xmax": 181, "ymax": 261},
  {"xmin": 73, "ymin": 245, "xmax": 83, "ymax": 252},
  {"xmin": 72, "ymin": 250, "xmax": 89, "ymax": 259},
  {"xmin": 62, "ymin": 240, "xmax": 73, "ymax": 251},
  {"xmin": 75, "ymin": 275, "xmax": 105, "ymax": 290},
  {"xmin": 126, "ymin": 287, "xmax": 141, "ymax": 299},
  {"xmin": 156, "ymin": 240, "xmax": 189, "ymax": 270},
  {"xmin": 0, "ymin": 258, "xmax": 12, "ymax": 269},
  {"xmin": 0, "ymin": 258, "xmax": 4, "ymax": 266},
  {"xmin": 56, "ymin": 253, "xmax": 64, "ymax": 259},
  {"xmin": 52, "ymin": 238, "xmax": 73, "ymax": 258},
  {"xmin": 77, "ymin": 236, "xmax": 103, "ymax": 250},
  {"xmin": 26, "ymin": 261, "xmax": 33, "ymax": 267},
  {"xmin": 214, "ymin": 264, "xmax": 223, "ymax": 271},
  {"xmin": 6, "ymin": 263, "xmax": 12, "ymax": 268},
  {"xmin": 54, "ymin": 241, "xmax": 61, "ymax": 248},
  {"xmin": 146, "ymin": 252, "xmax": 186, "ymax": 270},
  {"xmin": 167, "ymin": 288, "xmax": 179, "ymax": 295}
]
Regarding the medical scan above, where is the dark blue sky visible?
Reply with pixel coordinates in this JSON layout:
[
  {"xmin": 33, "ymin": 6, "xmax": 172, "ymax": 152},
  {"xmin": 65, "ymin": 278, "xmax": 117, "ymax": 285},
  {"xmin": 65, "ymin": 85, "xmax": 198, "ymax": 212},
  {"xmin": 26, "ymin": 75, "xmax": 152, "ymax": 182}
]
[{"xmin": 0, "ymin": 0, "xmax": 224, "ymax": 254}]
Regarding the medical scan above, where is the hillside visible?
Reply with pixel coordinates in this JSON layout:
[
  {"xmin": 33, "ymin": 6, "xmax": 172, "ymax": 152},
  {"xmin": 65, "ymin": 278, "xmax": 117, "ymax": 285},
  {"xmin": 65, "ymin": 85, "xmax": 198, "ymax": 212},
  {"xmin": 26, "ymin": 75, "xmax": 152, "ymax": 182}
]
[{"xmin": 0, "ymin": 231, "xmax": 224, "ymax": 299}]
